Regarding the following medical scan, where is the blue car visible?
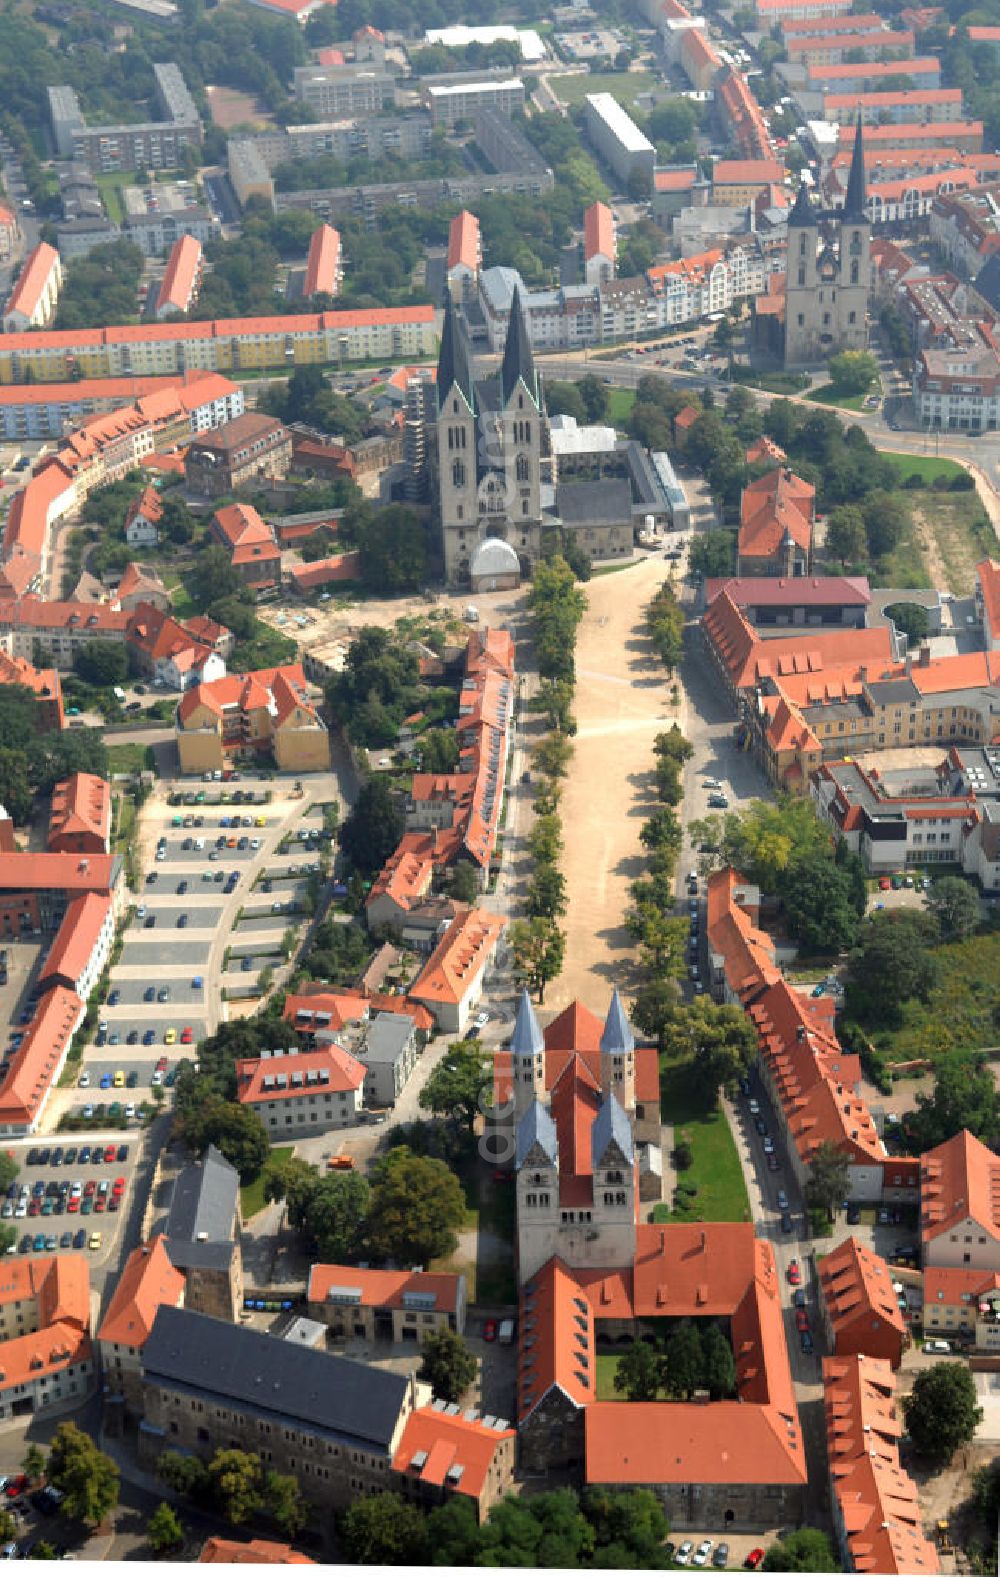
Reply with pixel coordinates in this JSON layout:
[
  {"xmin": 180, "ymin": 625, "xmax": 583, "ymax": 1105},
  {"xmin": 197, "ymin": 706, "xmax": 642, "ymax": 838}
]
[
  {"xmin": 82, "ymin": 1105, "xmax": 94, "ymax": 1120},
  {"xmin": 108, "ymin": 989, "xmax": 120, "ymax": 1006},
  {"xmin": 32, "ymin": 1234, "xmax": 45, "ymax": 1252},
  {"xmin": 72, "ymin": 1230, "xmax": 86, "ymax": 1251},
  {"xmin": 143, "ymin": 1029, "xmax": 156, "ymax": 1046},
  {"xmin": 78, "ymin": 1146, "xmax": 91, "ymax": 1164},
  {"xmin": 99, "ymin": 1073, "xmax": 112, "ymax": 1090}
]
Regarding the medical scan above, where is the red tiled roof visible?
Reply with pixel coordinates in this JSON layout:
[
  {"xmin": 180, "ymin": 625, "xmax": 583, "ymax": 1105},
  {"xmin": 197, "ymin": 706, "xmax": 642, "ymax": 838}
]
[
  {"xmin": 97, "ymin": 1236, "xmax": 184, "ymax": 1349},
  {"xmin": 199, "ymin": 1540, "xmax": 314, "ymax": 1564},
  {"xmin": 308, "ymin": 1263, "xmax": 463, "ymax": 1313},
  {"xmin": 156, "ymin": 235, "xmax": 202, "ymax": 317},
  {"xmin": 654, "ymin": 168, "xmax": 697, "ymax": 192},
  {"xmin": 303, "ymin": 224, "xmax": 341, "ymax": 298},
  {"xmin": 447, "ymin": 210, "xmax": 481, "ymax": 273},
  {"xmin": 583, "ymin": 201, "xmax": 615, "ymax": 264},
  {"xmin": 0, "ymin": 985, "xmax": 83, "ymax": 1128},
  {"xmin": 5, "ymin": 243, "xmax": 59, "ymax": 322},
  {"xmin": 714, "ymin": 159, "xmax": 785, "ymax": 184},
  {"xmin": 409, "ymin": 908, "xmax": 506, "ymax": 1008},
  {"xmin": 819, "ymin": 1236, "xmax": 906, "ymax": 1361},
  {"xmin": 236, "ymin": 1045, "xmax": 365, "ymax": 1105},
  {"xmin": 37, "ymin": 893, "xmax": 110, "ymax": 990},
  {"xmin": 518, "ymin": 1256, "xmax": 595, "ymax": 1424},
  {"xmin": 47, "ymin": 773, "xmax": 110, "ymax": 850},
  {"xmin": 739, "ymin": 466, "xmax": 814, "ymax": 560},
  {"xmin": 979, "ymin": 559, "xmax": 1000, "ymax": 644},
  {"xmin": 393, "ymin": 1407, "xmax": 513, "ymax": 1499},
  {"xmin": 921, "ymin": 1128, "xmax": 1000, "ymax": 1247},
  {"xmin": 287, "ymin": 551, "xmax": 361, "ymax": 590}
]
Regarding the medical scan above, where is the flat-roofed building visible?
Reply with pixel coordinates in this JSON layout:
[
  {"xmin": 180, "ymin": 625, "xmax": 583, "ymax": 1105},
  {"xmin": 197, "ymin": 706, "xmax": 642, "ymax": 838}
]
[
  {"xmin": 427, "ymin": 78, "xmax": 524, "ymax": 128},
  {"xmin": 584, "ymin": 93, "xmax": 655, "ymax": 185},
  {"xmin": 293, "ymin": 64, "xmax": 396, "ymax": 118}
]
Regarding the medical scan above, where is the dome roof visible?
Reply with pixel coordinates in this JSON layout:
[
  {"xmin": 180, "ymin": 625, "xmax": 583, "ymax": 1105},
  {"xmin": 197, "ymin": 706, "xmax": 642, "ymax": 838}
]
[{"xmin": 471, "ymin": 536, "xmax": 520, "ymax": 578}]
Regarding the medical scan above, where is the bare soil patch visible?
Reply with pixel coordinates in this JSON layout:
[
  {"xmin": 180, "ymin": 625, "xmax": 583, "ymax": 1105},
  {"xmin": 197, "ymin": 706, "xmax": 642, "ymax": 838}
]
[{"xmin": 206, "ymin": 85, "xmax": 275, "ymax": 130}]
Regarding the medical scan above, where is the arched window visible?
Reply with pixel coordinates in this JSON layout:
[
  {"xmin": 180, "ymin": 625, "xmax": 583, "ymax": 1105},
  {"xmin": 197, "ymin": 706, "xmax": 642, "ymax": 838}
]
[
  {"xmin": 850, "ymin": 260, "xmax": 859, "ymax": 285},
  {"xmin": 516, "ymin": 455, "xmax": 529, "ymax": 482},
  {"xmin": 452, "ymin": 460, "xmax": 466, "ymax": 487}
]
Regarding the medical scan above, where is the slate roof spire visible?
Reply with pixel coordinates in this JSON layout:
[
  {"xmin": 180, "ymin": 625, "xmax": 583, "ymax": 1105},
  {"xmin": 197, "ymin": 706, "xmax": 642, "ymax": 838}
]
[
  {"xmin": 436, "ymin": 293, "xmax": 474, "ymax": 412},
  {"xmin": 501, "ymin": 285, "xmax": 538, "ymax": 408},
  {"xmin": 788, "ymin": 180, "xmax": 814, "ymax": 229},
  {"xmin": 600, "ymin": 986, "xmax": 635, "ymax": 1055},
  {"xmin": 511, "ymin": 988, "xmax": 545, "ymax": 1058},
  {"xmin": 843, "ymin": 113, "xmax": 867, "ymax": 222}
]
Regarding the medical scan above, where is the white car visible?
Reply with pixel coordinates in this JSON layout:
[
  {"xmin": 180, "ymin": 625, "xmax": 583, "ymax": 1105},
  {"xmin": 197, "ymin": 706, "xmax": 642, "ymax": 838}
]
[
  {"xmin": 473, "ymin": 1011, "xmax": 490, "ymax": 1030},
  {"xmin": 675, "ymin": 1543, "xmax": 695, "ymax": 1566},
  {"xmin": 78, "ymin": 1072, "xmax": 90, "ymax": 1088},
  {"xmin": 924, "ymin": 1340, "xmax": 952, "ymax": 1354},
  {"xmin": 693, "ymin": 1541, "xmax": 714, "ymax": 1568},
  {"xmin": 14, "ymin": 1201, "xmax": 26, "ymax": 1219},
  {"xmin": 151, "ymin": 1070, "xmax": 163, "ymax": 1086}
]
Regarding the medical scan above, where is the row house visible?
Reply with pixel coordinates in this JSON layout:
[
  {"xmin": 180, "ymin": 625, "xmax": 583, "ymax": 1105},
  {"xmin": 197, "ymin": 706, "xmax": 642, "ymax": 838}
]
[{"xmin": 0, "ymin": 1255, "xmax": 93, "ymax": 1423}]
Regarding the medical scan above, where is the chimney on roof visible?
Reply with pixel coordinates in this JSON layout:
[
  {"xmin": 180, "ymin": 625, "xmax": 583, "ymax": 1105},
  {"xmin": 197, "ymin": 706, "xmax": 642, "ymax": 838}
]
[
  {"xmin": 859, "ymin": 666, "xmax": 867, "ymax": 685},
  {"xmin": 920, "ymin": 645, "xmax": 931, "ymax": 667},
  {"xmin": 699, "ymin": 1230, "xmax": 707, "ymax": 1252}
]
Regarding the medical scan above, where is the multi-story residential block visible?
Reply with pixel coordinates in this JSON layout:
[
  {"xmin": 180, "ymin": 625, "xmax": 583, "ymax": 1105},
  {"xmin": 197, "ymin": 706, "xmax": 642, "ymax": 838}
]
[
  {"xmin": 393, "ymin": 1405, "xmax": 515, "ymax": 1522},
  {"xmin": 0, "ymin": 203, "xmax": 20, "ymax": 265},
  {"xmin": 293, "ymin": 65, "xmax": 397, "ymax": 118},
  {"xmin": 930, "ymin": 183, "xmax": 1000, "ymax": 277},
  {"xmin": 408, "ymin": 907, "xmax": 506, "ymax": 1033},
  {"xmin": 49, "ymin": 65, "xmax": 202, "ymax": 174},
  {"xmin": 915, "ymin": 340, "xmax": 1000, "ymax": 431},
  {"xmin": 784, "ymin": 23, "xmax": 912, "ymax": 63},
  {"xmin": 806, "ymin": 55, "xmax": 939, "ymax": 92},
  {"xmin": 0, "ymin": 307, "xmax": 437, "ymax": 387},
  {"xmin": 921, "ymin": 1129, "xmax": 1000, "ymax": 1271},
  {"xmin": 155, "ymin": 234, "xmax": 203, "ymax": 320},
  {"xmin": 175, "ymin": 663, "xmax": 331, "ymax": 775},
  {"xmin": 307, "ymin": 1264, "xmax": 466, "ymax": 1340},
  {"xmin": 780, "ymin": 10, "xmax": 887, "ymax": 37},
  {"xmin": 823, "ymin": 88, "xmax": 964, "ymax": 125},
  {"xmin": 923, "ymin": 1266, "xmax": 1000, "ymax": 1342},
  {"xmin": 137, "ymin": 1306, "xmax": 425, "ymax": 1508},
  {"xmin": 357, "ymin": 1012, "xmax": 420, "ymax": 1106},
  {"xmin": 818, "ymin": 1235, "xmax": 907, "ymax": 1367},
  {"xmin": 186, "ymin": 413, "xmax": 292, "ymax": 499},
  {"xmin": 583, "ymin": 201, "xmax": 616, "ymax": 286},
  {"xmin": 836, "ymin": 119, "xmax": 983, "ymax": 154},
  {"xmin": 755, "ymin": 0, "xmax": 852, "ymax": 20},
  {"xmin": 47, "ymin": 773, "xmax": 110, "ymax": 857},
  {"xmin": 0, "ymin": 652, "xmax": 63, "ymax": 732},
  {"xmin": 235, "ymin": 1044, "xmax": 366, "ymax": 1138},
  {"xmin": 823, "ymin": 1355, "xmax": 939, "ymax": 1575},
  {"xmin": 303, "ymin": 224, "xmax": 342, "ymax": 300},
  {"xmin": 426, "ymin": 78, "xmax": 524, "ymax": 128},
  {"xmin": 4, "ymin": 244, "xmax": 63, "ymax": 334},
  {"xmin": 717, "ymin": 67, "xmax": 775, "ymax": 161},
  {"xmin": 97, "ymin": 1236, "xmax": 186, "ymax": 1417},
  {"xmin": 126, "ymin": 600, "xmax": 227, "ymax": 691},
  {"xmin": 163, "ymin": 1146, "xmax": 243, "ymax": 1322},
  {"xmin": 446, "ymin": 210, "xmax": 482, "ymax": 303},
  {"xmin": 584, "ymin": 94, "xmax": 655, "ymax": 186},
  {"xmin": 0, "ymin": 1255, "xmax": 93, "ymax": 1423},
  {"xmin": 711, "ymin": 159, "xmax": 786, "ymax": 207}
]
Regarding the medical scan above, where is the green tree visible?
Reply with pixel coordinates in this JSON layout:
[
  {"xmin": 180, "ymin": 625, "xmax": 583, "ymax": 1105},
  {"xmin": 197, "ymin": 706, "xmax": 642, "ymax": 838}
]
[
  {"xmin": 21, "ymin": 1443, "xmax": 45, "ymax": 1483},
  {"xmin": 46, "ymin": 1423, "xmax": 120, "ymax": 1528},
  {"xmin": 613, "ymin": 1340, "xmax": 664, "ymax": 1401},
  {"xmin": 208, "ymin": 1449, "xmax": 263, "ymax": 1525},
  {"xmin": 926, "ymin": 875, "xmax": 980, "ymax": 942},
  {"xmin": 689, "ymin": 529, "xmax": 737, "ymax": 581},
  {"xmin": 418, "ymin": 1040, "xmax": 490, "ymax": 1133},
  {"xmin": 508, "ymin": 916, "xmax": 566, "ymax": 1003},
  {"xmin": 646, "ymin": 582, "xmax": 685, "ymax": 673},
  {"xmin": 157, "ymin": 1451, "xmax": 213, "ymax": 1506},
  {"xmin": 846, "ymin": 909, "xmax": 939, "ymax": 1028},
  {"xmin": 781, "ymin": 851, "xmax": 862, "ymax": 953},
  {"xmin": 366, "ymin": 1147, "xmax": 466, "ymax": 1266},
  {"xmin": 904, "ymin": 1363, "xmax": 983, "ymax": 1463},
  {"xmin": 175, "ymin": 1096, "xmax": 269, "ymax": 1182},
  {"xmin": 418, "ymin": 727, "xmax": 459, "ymax": 774},
  {"xmin": 884, "ymin": 601, "xmax": 929, "ymax": 645},
  {"xmin": 827, "ymin": 350, "xmax": 879, "ymax": 395},
  {"xmin": 0, "ymin": 1512, "xmax": 17, "ymax": 1545},
  {"xmin": 527, "ymin": 862, "xmax": 568, "ymax": 920},
  {"xmin": 266, "ymin": 1159, "xmax": 370, "ymax": 1261},
  {"xmin": 544, "ymin": 380, "xmax": 586, "ymax": 422},
  {"xmin": 356, "ymin": 504, "xmax": 428, "ymax": 595},
  {"xmin": 533, "ymin": 730, "xmax": 574, "ymax": 779},
  {"xmin": 418, "ymin": 1326, "xmax": 478, "ymax": 1404},
  {"xmin": 265, "ymin": 1471, "xmax": 306, "ymax": 1537},
  {"xmin": 446, "ymin": 863, "xmax": 480, "ymax": 904},
  {"xmin": 25, "ymin": 1543, "xmax": 56, "ymax": 1561},
  {"xmin": 478, "ymin": 1489, "xmax": 596, "ymax": 1568},
  {"xmin": 74, "ymin": 639, "xmax": 128, "ymax": 688},
  {"xmin": 804, "ymin": 1140, "xmax": 852, "ymax": 1222},
  {"xmin": 340, "ymin": 1492, "xmax": 429, "ymax": 1565},
  {"xmin": 577, "ymin": 373, "xmax": 610, "ymax": 424},
  {"xmin": 147, "ymin": 1502, "xmax": 184, "ymax": 1554},
  {"xmin": 631, "ymin": 977, "xmax": 681, "ymax": 1056},
  {"xmin": 530, "ymin": 555, "xmax": 587, "ymax": 684},
  {"xmin": 700, "ymin": 1324, "xmax": 737, "ymax": 1399},
  {"xmin": 862, "ymin": 489, "xmax": 910, "ymax": 560},
  {"xmin": 663, "ymin": 1321, "xmax": 703, "ymax": 1399},
  {"xmin": 763, "ymin": 1529, "xmax": 838, "ymax": 1571},
  {"xmin": 905, "ymin": 1052, "xmax": 1000, "ymax": 1154},
  {"xmin": 825, "ymin": 504, "xmax": 868, "ymax": 565},
  {"xmin": 339, "ymin": 777, "xmax": 405, "ymax": 877},
  {"xmin": 187, "ymin": 543, "xmax": 245, "ymax": 612},
  {"xmin": 665, "ymin": 999, "xmax": 757, "ymax": 1103}
]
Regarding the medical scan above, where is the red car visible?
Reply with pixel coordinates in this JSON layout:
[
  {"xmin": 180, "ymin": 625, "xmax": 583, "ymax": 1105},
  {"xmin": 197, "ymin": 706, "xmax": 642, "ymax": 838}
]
[
  {"xmin": 180, "ymin": 1027, "xmax": 193, "ymax": 1045},
  {"xmin": 878, "ymin": 876, "xmax": 891, "ymax": 891},
  {"xmin": 113, "ymin": 1176, "xmax": 126, "ymax": 1194},
  {"xmin": 483, "ymin": 1319, "xmax": 498, "ymax": 1342},
  {"xmin": 794, "ymin": 1309, "xmax": 809, "ymax": 1334},
  {"xmin": 84, "ymin": 1180, "xmax": 97, "ymax": 1197},
  {"xmin": 104, "ymin": 1145, "xmax": 116, "ymax": 1163},
  {"xmin": 93, "ymin": 1195, "xmax": 105, "ymax": 1213},
  {"xmin": 787, "ymin": 1259, "xmax": 801, "ymax": 1286},
  {"xmin": 5, "ymin": 1476, "xmax": 27, "ymax": 1500},
  {"xmin": 745, "ymin": 1551, "xmax": 765, "ymax": 1572},
  {"xmin": 67, "ymin": 1197, "xmax": 79, "ymax": 1213},
  {"xmin": 155, "ymin": 1056, "xmax": 168, "ymax": 1073}
]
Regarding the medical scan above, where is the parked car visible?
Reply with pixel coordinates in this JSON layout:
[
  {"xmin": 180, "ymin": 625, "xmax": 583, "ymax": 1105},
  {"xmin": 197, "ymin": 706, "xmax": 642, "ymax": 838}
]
[
  {"xmin": 713, "ymin": 1544, "xmax": 730, "ymax": 1569},
  {"xmin": 675, "ymin": 1543, "xmax": 695, "ymax": 1566},
  {"xmin": 787, "ymin": 1259, "xmax": 801, "ymax": 1285},
  {"xmin": 924, "ymin": 1340, "xmax": 952, "ymax": 1354},
  {"xmin": 795, "ymin": 1309, "xmax": 810, "ymax": 1334},
  {"xmin": 745, "ymin": 1550, "xmax": 765, "ymax": 1571},
  {"xmin": 693, "ymin": 1541, "xmax": 714, "ymax": 1567},
  {"xmin": 483, "ymin": 1319, "xmax": 497, "ymax": 1342},
  {"xmin": 780, "ymin": 1211, "xmax": 793, "ymax": 1233}
]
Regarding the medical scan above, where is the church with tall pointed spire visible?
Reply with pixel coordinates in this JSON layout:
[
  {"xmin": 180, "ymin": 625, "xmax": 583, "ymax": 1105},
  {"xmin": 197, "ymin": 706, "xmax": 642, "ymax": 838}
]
[
  {"xmin": 434, "ymin": 288, "xmax": 545, "ymax": 586},
  {"xmin": 783, "ymin": 115, "xmax": 870, "ymax": 368},
  {"xmin": 490, "ymin": 987, "xmax": 664, "ymax": 1284}
]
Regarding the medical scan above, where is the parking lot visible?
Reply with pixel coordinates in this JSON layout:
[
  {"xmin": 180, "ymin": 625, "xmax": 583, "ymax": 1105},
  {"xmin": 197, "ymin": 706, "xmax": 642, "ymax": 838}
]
[
  {"xmin": 60, "ymin": 775, "xmax": 341, "ymax": 1125},
  {"xmin": 0, "ymin": 1134, "xmax": 141, "ymax": 1267}
]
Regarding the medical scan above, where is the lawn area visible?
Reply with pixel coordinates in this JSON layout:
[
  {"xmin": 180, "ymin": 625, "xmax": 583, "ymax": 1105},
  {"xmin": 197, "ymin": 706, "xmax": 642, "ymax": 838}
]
[
  {"xmin": 878, "ymin": 451, "xmax": 966, "ymax": 485},
  {"xmin": 548, "ymin": 70, "xmax": 656, "ymax": 109},
  {"xmin": 806, "ymin": 383, "xmax": 870, "ymax": 411},
  {"xmin": 240, "ymin": 1146, "xmax": 293, "ymax": 1219},
  {"xmin": 653, "ymin": 1057, "xmax": 750, "ymax": 1225},
  {"xmin": 431, "ymin": 1158, "xmax": 516, "ymax": 1306},
  {"xmin": 93, "ymin": 172, "xmax": 132, "ymax": 225},
  {"xmin": 106, "ymin": 742, "xmax": 152, "ymax": 776},
  {"xmin": 875, "ymin": 520, "xmax": 931, "ymax": 591},
  {"xmin": 596, "ymin": 1351, "xmax": 622, "ymax": 1400},
  {"xmin": 169, "ymin": 581, "xmax": 196, "ymax": 621},
  {"xmin": 607, "ymin": 386, "xmax": 636, "ymax": 427},
  {"xmin": 864, "ymin": 930, "xmax": 1000, "ymax": 1064}
]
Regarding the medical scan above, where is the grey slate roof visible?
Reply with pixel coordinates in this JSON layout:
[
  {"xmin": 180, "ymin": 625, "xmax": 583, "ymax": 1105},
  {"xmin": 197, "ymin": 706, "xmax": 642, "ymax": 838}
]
[
  {"xmin": 165, "ymin": 1238, "xmax": 234, "ymax": 1273},
  {"xmin": 364, "ymin": 1011, "xmax": 414, "ymax": 1065},
  {"xmin": 511, "ymin": 988, "xmax": 545, "ymax": 1059},
  {"xmin": 516, "ymin": 1099, "xmax": 558, "ymax": 1170},
  {"xmin": 591, "ymin": 1091, "xmax": 634, "ymax": 1169},
  {"xmin": 165, "ymin": 1144, "xmax": 239, "ymax": 1246},
  {"xmin": 143, "ymin": 1307, "xmax": 409, "ymax": 1450},
  {"xmin": 866, "ymin": 678, "xmax": 920, "ymax": 706},
  {"xmin": 556, "ymin": 478, "xmax": 632, "ymax": 527},
  {"xmin": 600, "ymin": 986, "xmax": 635, "ymax": 1055}
]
